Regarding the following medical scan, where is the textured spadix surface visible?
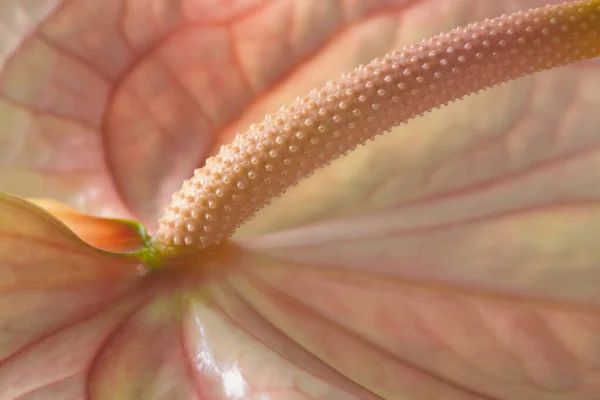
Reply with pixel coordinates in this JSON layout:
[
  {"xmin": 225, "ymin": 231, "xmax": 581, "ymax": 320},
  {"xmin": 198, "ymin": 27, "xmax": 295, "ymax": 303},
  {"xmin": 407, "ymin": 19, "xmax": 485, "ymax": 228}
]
[
  {"xmin": 155, "ymin": 0, "xmax": 600, "ymax": 252},
  {"xmin": 2, "ymin": 0, "xmax": 600, "ymax": 400}
]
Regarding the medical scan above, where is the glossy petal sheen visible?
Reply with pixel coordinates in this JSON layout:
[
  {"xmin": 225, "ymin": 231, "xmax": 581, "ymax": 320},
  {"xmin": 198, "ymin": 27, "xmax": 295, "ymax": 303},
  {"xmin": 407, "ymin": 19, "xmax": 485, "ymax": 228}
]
[
  {"xmin": 237, "ymin": 205, "xmax": 600, "ymax": 398},
  {"xmin": 1, "ymin": 1, "xmax": 600, "ymax": 400}
]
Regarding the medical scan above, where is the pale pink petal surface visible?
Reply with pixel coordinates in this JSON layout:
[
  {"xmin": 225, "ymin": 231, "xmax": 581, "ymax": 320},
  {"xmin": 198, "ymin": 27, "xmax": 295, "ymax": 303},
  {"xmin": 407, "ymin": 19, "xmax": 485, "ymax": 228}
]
[
  {"xmin": 4, "ymin": 0, "xmax": 597, "ymax": 227},
  {"xmin": 1, "ymin": 1, "xmax": 600, "ymax": 400},
  {"xmin": 0, "ymin": 194, "xmax": 211, "ymax": 399},
  {"xmin": 0, "ymin": 193, "xmax": 143, "ymax": 399}
]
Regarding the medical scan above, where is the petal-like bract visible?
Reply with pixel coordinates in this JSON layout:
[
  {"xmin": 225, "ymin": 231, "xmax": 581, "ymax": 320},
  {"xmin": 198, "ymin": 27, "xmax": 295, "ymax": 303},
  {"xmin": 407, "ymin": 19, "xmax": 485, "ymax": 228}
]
[
  {"xmin": 28, "ymin": 199, "xmax": 149, "ymax": 253},
  {"xmin": 0, "ymin": 193, "xmax": 144, "ymax": 399},
  {"xmin": 1, "ymin": 0, "xmax": 600, "ymax": 399}
]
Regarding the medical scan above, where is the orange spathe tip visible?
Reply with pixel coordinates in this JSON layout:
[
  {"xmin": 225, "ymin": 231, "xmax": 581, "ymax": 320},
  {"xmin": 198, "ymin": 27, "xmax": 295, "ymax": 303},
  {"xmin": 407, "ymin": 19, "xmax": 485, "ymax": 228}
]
[
  {"xmin": 152, "ymin": 0, "xmax": 600, "ymax": 256},
  {"xmin": 28, "ymin": 198, "xmax": 149, "ymax": 253}
]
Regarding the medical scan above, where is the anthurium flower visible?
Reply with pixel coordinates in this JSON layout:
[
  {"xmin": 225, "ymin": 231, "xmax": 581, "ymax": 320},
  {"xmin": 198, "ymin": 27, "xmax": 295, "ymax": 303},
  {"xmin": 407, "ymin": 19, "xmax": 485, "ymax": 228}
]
[{"xmin": 2, "ymin": 1, "xmax": 600, "ymax": 400}]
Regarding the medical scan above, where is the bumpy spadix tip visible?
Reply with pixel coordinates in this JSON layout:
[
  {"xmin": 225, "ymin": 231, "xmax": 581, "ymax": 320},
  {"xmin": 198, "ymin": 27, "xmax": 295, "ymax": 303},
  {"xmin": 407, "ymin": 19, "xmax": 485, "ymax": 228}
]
[{"xmin": 153, "ymin": 0, "xmax": 600, "ymax": 256}]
